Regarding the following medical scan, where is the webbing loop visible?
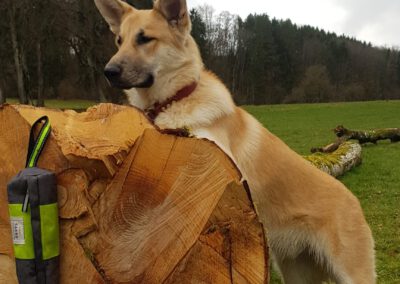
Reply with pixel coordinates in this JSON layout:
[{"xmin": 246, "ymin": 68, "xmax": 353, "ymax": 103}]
[
  {"xmin": 22, "ymin": 116, "xmax": 51, "ymax": 212},
  {"xmin": 26, "ymin": 116, "xmax": 51, "ymax": 168}
]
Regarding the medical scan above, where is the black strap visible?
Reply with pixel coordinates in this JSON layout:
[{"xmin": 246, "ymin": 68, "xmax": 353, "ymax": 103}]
[
  {"xmin": 28, "ymin": 177, "xmax": 46, "ymax": 283},
  {"xmin": 26, "ymin": 116, "xmax": 51, "ymax": 168}
]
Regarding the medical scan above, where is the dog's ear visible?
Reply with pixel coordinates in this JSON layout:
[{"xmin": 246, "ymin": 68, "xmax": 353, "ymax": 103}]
[
  {"xmin": 94, "ymin": 0, "xmax": 134, "ymax": 34},
  {"xmin": 154, "ymin": 0, "xmax": 190, "ymax": 31}
]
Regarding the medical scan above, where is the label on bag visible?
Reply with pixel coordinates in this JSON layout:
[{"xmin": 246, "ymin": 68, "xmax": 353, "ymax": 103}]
[{"xmin": 10, "ymin": 217, "xmax": 25, "ymax": 245}]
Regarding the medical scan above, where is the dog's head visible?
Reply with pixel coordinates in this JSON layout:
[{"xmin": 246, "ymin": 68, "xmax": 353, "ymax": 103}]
[{"xmin": 95, "ymin": 0, "xmax": 196, "ymax": 90}]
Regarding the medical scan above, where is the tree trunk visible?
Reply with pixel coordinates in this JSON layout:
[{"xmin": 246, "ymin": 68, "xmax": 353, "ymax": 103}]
[
  {"xmin": 36, "ymin": 42, "xmax": 44, "ymax": 107},
  {"xmin": 96, "ymin": 78, "xmax": 107, "ymax": 103},
  {"xmin": 8, "ymin": 1, "xmax": 27, "ymax": 104},
  {"xmin": 0, "ymin": 104, "xmax": 268, "ymax": 283},
  {"xmin": 0, "ymin": 86, "xmax": 4, "ymax": 105},
  {"xmin": 88, "ymin": 55, "xmax": 106, "ymax": 102}
]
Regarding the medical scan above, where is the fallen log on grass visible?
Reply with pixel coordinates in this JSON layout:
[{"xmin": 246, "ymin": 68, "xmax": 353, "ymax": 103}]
[
  {"xmin": 311, "ymin": 136, "xmax": 350, "ymax": 154},
  {"xmin": 334, "ymin": 125, "xmax": 400, "ymax": 144},
  {"xmin": 312, "ymin": 125, "xmax": 400, "ymax": 154},
  {"xmin": 304, "ymin": 142, "xmax": 362, "ymax": 178},
  {"xmin": 0, "ymin": 104, "xmax": 268, "ymax": 284},
  {"xmin": 307, "ymin": 125, "xmax": 400, "ymax": 176}
]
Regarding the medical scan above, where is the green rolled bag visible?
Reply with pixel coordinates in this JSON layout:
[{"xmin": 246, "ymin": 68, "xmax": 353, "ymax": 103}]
[{"xmin": 7, "ymin": 116, "xmax": 60, "ymax": 284}]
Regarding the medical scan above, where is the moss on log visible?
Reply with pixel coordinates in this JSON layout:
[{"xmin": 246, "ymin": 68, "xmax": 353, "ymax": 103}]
[{"xmin": 304, "ymin": 142, "xmax": 362, "ymax": 178}]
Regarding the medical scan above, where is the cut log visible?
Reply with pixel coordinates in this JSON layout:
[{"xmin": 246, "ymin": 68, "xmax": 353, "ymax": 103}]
[
  {"xmin": 0, "ymin": 104, "xmax": 268, "ymax": 284},
  {"xmin": 304, "ymin": 142, "xmax": 362, "ymax": 178}
]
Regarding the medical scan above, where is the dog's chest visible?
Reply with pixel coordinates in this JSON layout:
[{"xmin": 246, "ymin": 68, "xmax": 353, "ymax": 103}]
[
  {"xmin": 191, "ymin": 127, "xmax": 236, "ymax": 164},
  {"xmin": 154, "ymin": 110, "xmax": 235, "ymax": 161}
]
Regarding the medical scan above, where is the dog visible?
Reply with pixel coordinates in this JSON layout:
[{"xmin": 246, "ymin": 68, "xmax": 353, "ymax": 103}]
[{"xmin": 94, "ymin": 0, "xmax": 376, "ymax": 282}]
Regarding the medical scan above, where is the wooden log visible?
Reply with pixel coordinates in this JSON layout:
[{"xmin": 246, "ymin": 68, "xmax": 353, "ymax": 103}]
[
  {"xmin": 0, "ymin": 104, "xmax": 268, "ymax": 283},
  {"xmin": 334, "ymin": 125, "xmax": 400, "ymax": 144},
  {"xmin": 310, "ymin": 136, "xmax": 350, "ymax": 154},
  {"xmin": 308, "ymin": 125, "xmax": 399, "ymax": 177},
  {"xmin": 304, "ymin": 142, "xmax": 362, "ymax": 178},
  {"xmin": 312, "ymin": 125, "xmax": 400, "ymax": 154}
]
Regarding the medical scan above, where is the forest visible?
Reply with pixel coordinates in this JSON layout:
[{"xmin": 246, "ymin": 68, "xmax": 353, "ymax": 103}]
[{"xmin": 1, "ymin": 0, "xmax": 399, "ymax": 105}]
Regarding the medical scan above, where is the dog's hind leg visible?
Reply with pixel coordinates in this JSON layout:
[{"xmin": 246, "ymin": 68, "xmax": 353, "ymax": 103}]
[
  {"xmin": 326, "ymin": 248, "xmax": 376, "ymax": 284},
  {"xmin": 274, "ymin": 250, "xmax": 331, "ymax": 284},
  {"xmin": 323, "ymin": 223, "xmax": 376, "ymax": 284},
  {"xmin": 325, "ymin": 260, "xmax": 375, "ymax": 284}
]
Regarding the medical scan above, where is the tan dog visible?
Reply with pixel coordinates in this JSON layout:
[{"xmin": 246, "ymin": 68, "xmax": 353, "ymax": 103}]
[{"xmin": 94, "ymin": 0, "xmax": 376, "ymax": 282}]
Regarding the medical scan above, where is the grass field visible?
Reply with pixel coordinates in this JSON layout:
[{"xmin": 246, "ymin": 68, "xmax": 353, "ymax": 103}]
[
  {"xmin": 245, "ymin": 100, "xmax": 400, "ymax": 283},
  {"xmin": 5, "ymin": 98, "xmax": 399, "ymax": 282},
  {"xmin": 5, "ymin": 98, "xmax": 95, "ymax": 110}
]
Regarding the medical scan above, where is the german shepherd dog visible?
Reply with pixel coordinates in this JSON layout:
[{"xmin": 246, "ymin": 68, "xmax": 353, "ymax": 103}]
[{"xmin": 94, "ymin": 0, "xmax": 376, "ymax": 282}]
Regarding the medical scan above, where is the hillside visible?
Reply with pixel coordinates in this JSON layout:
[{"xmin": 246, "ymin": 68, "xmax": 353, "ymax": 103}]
[{"xmin": 190, "ymin": 6, "xmax": 400, "ymax": 105}]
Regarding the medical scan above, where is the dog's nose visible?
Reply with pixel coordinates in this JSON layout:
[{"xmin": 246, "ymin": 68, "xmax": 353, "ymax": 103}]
[{"xmin": 104, "ymin": 65, "xmax": 121, "ymax": 80}]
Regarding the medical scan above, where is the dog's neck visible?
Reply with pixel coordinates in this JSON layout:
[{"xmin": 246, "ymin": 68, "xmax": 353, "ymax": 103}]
[
  {"xmin": 146, "ymin": 81, "xmax": 198, "ymax": 121},
  {"xmin": 140, "ymin": 68, "xmax": 200, "ymax": 105}
]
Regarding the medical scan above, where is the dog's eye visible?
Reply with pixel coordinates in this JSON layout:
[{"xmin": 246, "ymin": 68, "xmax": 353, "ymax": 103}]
[
  {"xmin": 116, "ymin": 36, "xmax": 123, "ymax": 46},
  {"xmin": 136, "ymin": 32, "xmax": 155, "ymax": 45}
]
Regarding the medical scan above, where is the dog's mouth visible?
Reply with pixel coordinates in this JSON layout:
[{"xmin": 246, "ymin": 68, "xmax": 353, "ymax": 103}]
[
  {"xmin": 132, "ymin": 74, "xmax": 154, "ymax": 89},
  {"xmin": 106, "ymin": 73, "xmax": 154, "ymax": 90}
]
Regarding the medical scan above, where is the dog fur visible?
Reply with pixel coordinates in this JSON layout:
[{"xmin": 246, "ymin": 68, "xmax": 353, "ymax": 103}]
[{"xmin": 94, "ymin": 0, "xmax": 376, "ymax": 282}]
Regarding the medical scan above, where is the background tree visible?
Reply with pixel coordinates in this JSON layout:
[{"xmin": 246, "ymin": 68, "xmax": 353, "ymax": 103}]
[{"xmin": 288, "ymin": 65, "xmax": 334, "ymax": 103}]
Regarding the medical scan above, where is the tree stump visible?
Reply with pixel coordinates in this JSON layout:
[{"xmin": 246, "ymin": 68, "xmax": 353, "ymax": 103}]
[{"xmin": 0, "ymin": 104, "xmax": 268, "ymax": 283}]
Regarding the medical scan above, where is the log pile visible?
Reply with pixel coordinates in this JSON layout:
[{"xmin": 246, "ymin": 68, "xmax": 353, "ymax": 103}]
[{"xmin": 0, "ymin": 104, "xmax": 268, "ymax": 283}]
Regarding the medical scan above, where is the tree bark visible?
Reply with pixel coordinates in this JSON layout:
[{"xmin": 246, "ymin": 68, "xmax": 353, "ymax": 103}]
[
  {"xmin": 0, "ymin": 104, "xmax": 268, "ymax": 283},
  {"xmin": 8, "ymin": 1, "xmax": 27, "ymax": 104}
]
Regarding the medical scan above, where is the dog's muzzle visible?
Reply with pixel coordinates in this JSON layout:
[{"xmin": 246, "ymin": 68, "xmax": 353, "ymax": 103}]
[
  {"xmin": 104, "ymin": 64, "xmax": 154, "ymax": 89},
  {"xmin": 104, "ymin": 64, "xmax": 127, "ymax": 88},
  {"xmin": 104, "ymin": 64, "xmax": 121, "ymax": 81}
]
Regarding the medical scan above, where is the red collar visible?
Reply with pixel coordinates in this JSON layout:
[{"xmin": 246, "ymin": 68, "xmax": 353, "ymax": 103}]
[{"xmin": 146, "ymin": 82, "xmax": 198, "ymax": 121}]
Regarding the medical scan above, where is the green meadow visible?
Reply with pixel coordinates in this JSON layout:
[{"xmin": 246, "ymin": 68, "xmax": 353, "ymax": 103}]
[
  {"xmin": 245, "ymin": 100, "xmax": 400, "ymax": 283},
  {"xmin": 5, "ymin": 99, "xmax": 95, "ymax": 110},
  {"xmin": 5, "ymin": 99, "xmax": 399, "ymax": 282}
]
